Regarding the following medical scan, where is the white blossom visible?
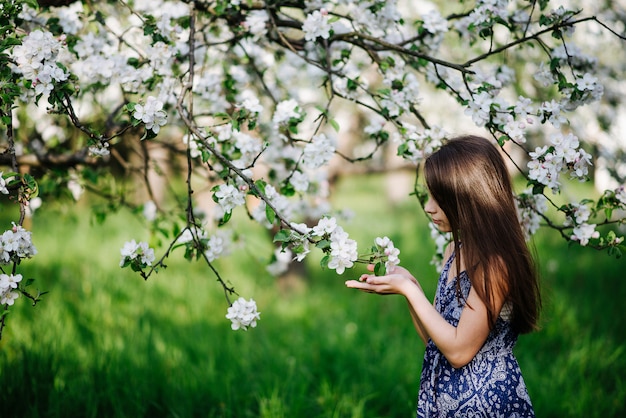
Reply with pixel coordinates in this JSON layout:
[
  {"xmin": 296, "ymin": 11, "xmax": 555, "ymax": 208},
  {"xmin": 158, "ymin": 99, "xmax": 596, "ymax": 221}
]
[
  {"xmin": 0, "ymin": 173, "xmax": 9, "ymax": 195},
  {"xmin": 143, "ymin": 201, "xmax": 157, "ymax": 221},
  {"xmin": 202, "ymin": 234, "xmax": 223, "ymax": 261},
  {"xmin": 119, "ymin": 240, "xmax": 155, "ymax": 267},
  {"xmin": 11, "ymin": 30, "xmax": 70, "ymax": 97},
  {"xmin": 0, "ymin": 273, "xmax": 22, "ymax": 306},
  {"xmin": 327, "ymin": 226, "xmax": 358, "ymax": 274},
  {"xmin": 67, "ymin": 178, "xmax": 84, "ymax": 201},
  {"xmin": 183, "ymin": 134, "xmax": 203, "ymax": 159},
  {"xmin": 375, "ymin": 236, "xmax": 401, "ymax": 272},
  {"xmin": 56, "ymin": 2, "xmax": 84, "ymax": 35},
  {"xmin": 567, "ymin": 202, "xmax": 591, "ymax": 226},
  {"xmin": 133, "ymin": 96, "xmax": 168, "ymax": 134},
  {"xmin": 245, "ymin": 10, "xmax": 269, "ymax": 39},
  {"xmin": 312, "ymin": 216, "xmax": 337, "ymax": 237},
  {"xmin": 422, "ymin": 10, "xmax": 448, "ymax": 34},
  {"xmin": 289, "ymin": 171, "xmax": 310, "ymax": 193},
  {"xmin": 89, "ymin": 142, "xmax": 110, "ymax": 157},
  {"xmin": 571, "ymin": 223, "xmax": 599, "ymax": 246},
  {"xmin": 232, "ymin": 131, "xmax": 262, "ymax": 168},
  {"xmin": 0, "ymin": 224, "xmax": 37, "ymax": 264},
  {"xmin": 395, "ymin": 124, "xmax": 447, "ymax": 162},
  {"xmin": 464, "ymin": 91, "xmax": 493, "ymax": 126},
  {"xmin": 576, "ymin": 73, "xmax": 598, "ymax": 91},
  {"xmin": 527, "ymin": 132, "xmax": 592, "ymax": 193},
  {"xmin": 503, "ymin": 118, "xmax": 528, "ymax": 143},
  {"xmin": 302, "ymin": 9, "xmax": 332, "ymax": 41},
  {"xmin": 516, "ymin": 189, "xmax": 548, "ymax": 239},
  {"xmin": 272, "ymin": 99, "xmax": 303, "ymax": 126},
  {"xmin": 214, "ymin": 184, "xmax": 246, "ymax": 213},
  {"xmin": 540, "ymin": 99, "xmax": 567, "ymax": 128},
  {"xmin": 301, "ymin": 134, "xmax": 336, "ymax": 169},
  {"xmin": 226, "ymin": 297, "xmax": 260, "ymax": 330},
  {"xmin": 533, "ymin": 62, "xmax": 556, "ymax": 87},
  {"xmin": 514, "ymin": 96, "xmax": 534, "ymax": 119},
  {"xmin": 266, "ymin": 248, "xmax": 292, "ymax": 276},
  {"xmin": 238, "ymin": 95, "xmax": 263, "ymax": 114}
]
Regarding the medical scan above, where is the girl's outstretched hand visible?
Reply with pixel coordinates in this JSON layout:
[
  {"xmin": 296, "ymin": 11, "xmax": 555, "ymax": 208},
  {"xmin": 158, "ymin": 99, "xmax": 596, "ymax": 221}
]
[{"xmin": 345, "ymin": 264, "xmax": 422, "ymax": 296}]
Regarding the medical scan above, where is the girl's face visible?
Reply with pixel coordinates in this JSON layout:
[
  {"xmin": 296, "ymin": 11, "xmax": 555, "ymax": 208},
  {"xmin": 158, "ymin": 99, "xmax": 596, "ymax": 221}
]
[{"xmin": 424, "ymin": 195, "xmax": 452, "ymax": 233}]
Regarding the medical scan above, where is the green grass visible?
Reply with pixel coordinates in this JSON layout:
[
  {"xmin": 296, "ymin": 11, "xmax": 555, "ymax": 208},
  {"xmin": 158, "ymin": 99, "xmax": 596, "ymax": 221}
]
[{"xmin": 0, "ymin": 175, "xmax": 625, "ymax": 417}]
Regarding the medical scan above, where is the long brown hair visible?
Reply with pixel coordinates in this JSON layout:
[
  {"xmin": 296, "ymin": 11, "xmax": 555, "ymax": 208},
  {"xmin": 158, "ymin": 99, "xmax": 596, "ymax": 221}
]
[{"xmin": 424, "ymin": 135, "xmax": 541, "ymax": 334}]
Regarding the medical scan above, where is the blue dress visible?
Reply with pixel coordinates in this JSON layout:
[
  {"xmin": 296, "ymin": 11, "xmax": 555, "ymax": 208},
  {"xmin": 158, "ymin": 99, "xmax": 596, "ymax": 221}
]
[{"xmin": 417, "ymin": 252, "xmax": 535, "ymax": 417}]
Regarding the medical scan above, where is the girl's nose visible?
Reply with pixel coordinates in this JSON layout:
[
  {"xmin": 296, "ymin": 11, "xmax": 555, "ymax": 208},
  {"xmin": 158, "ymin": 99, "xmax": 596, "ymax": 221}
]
[{"xmin": 424, "ymin": 198, "xmax": 435, "ymax": 214}]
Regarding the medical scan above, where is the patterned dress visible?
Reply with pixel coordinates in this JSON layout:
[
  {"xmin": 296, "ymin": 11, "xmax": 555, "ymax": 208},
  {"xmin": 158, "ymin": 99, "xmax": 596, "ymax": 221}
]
[{"xmin": 417, "ymin": 252, "xmax": 535, "ymax": 417}]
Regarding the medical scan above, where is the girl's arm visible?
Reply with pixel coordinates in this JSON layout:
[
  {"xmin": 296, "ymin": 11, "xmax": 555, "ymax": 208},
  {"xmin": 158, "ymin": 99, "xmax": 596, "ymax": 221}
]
[
  {"xmin": 403, "ymin": 283, "xmax": 500, "ymax": 368},
  {"xmin": 406, "ymin": 300, "xmax": 429, "ymax": 345},
  {"xmin": 346, "ymin": 269, "xmax": 504, "ymax": 369}
]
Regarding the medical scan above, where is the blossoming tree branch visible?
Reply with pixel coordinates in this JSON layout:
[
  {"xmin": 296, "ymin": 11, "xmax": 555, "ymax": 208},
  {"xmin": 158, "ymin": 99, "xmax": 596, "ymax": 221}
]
[{"xmin": 1, "ymin": 0, "xmax": 625, "ymax": 336}]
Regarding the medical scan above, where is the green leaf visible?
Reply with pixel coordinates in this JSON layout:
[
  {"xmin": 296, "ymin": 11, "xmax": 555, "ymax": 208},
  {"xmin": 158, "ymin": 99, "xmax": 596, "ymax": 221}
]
[
  {"xmin": 22, "ymin": 173, "xmax": 38, "ymax": 197},
  {"xmin": 280, "ymin": 181, "xmax": 295, "ymax": 197},
  {"xmin": 320, "ymin": 254, "xmax": 330, "ymax": 269},
  {"xmin": 329, "ymin": 119, "xmax": 340, "ymax": 132},
  {"xmin": 273, "ymin": 229, "xmax": 291, "ymax": 243},
  {"xmin": 265, "ymin": 205, "xmax": 276, "ymax": 225},
  {"xmin": 374, "ymin": 262, "xmax": 385, "ymax": 276},
  {"xmin": 397, "ymin": 142, "xmax": 408, "ymax": 156},
  {"xmin": 529, "ymin": 182, "xmax": 545, "ymax": 195},
  {"xmin": 218, "ymin": 210, "xmax": 232, "ymax": 226},
  {"xmin": 253, "ymin": 179, "xmax": 267, "ymax": 196},
  {"xmin": 0, "ymin": 37, "xmax": 21, "ymax": 51},
  {"xmin": 315, "ymin": 239, "xmax": 330, "ymax": 250},
  {"xmin": 94, "ymin": 10, "xmax": 106, "ymax": 25}
]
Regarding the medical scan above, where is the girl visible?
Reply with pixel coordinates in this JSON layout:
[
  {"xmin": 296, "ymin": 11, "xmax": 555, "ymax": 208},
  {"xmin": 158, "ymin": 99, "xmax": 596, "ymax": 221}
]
[{"xmin": 345, "ymin": 135, "xmax": 541, "ymax": 417}]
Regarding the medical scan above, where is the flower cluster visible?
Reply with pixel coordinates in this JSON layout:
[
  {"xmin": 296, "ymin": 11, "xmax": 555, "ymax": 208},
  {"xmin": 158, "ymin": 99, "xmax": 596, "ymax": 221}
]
[
  {"xmin": 176, "ymin": 227, "xmax": 231, "ymax": 262},
  {"xmin": 266, "ymin": 247, "xmax": 293, "ymax": 276},
  {"xmin": 302, "ymin": 9, "xmax": 332, "ymax": 41},
  {"xmin": 11, "ymin": 30, "xmax": 69, "ymax": 96},
  {"xmin": 251, "ymin": 184, "xmax": 294, "ymax": 228},
  {"xmin": 273, "ymin": 217, "xmax": 401, "ymax": 276},
  {"xmin": 244, "ymin": 10, "xmax": 269, "ymax": 39},
  {"xmin": 272, "ymin": 99, "xmax": 304, "ymax": 127},
  {"xmin": 225, "ymin": 297, "xmax": 260, "ymax": 330},
  {"xmin": 311, "ymin": 217, "xmax": 358, "ymax": 274},
  {"xmin": 213, "ymin": 183, "xmax": 246, "ymax": 213},
  {"xmin": 515, "ymin": 188, "xmax": 548, "ymax": 240},
  {"xmin": 396, "ymin": 124, "xmax": 447, "ymax": 162},
  {"xmin": 527, "ymin": 132, "xmax": 592, "ymax": 193},
  {"xmin": 0, "ymin": 274, "xmax": 22, "ymax": 306},
  {"xmin": 562, "ymin": 201, "xmax": 600, "ymax": 246},
  {"xmin": 0, "ymin": 173, "xmax": 9, "ymax": 195},
  {"xmin": 301, "ymin": 134, "xmax": 337, "ymax": 169},
  {"xmin": 371, "ymin": 236, "xmax": 401, "ymax": 274},
  {"xmin": 133, "ymin": 96, "xmax": 168, "ymax": 134},
  {"xmin": 571, "ymin": 223, "xmax": 600, "ymax": 246},
  {"xmin": 88, "ymin": 141, "xmax": 111, "ymax": 158},
  {"xmin": 421, "ymin": 10, "xmax": 449, "ymax": 35},
  {"xmin": 0, "ymin": 224, "xmax": 38, "ymax": 264},
  {"xmin": 119, "ymin": 240, "xmax": 155, "ymax": 270}
]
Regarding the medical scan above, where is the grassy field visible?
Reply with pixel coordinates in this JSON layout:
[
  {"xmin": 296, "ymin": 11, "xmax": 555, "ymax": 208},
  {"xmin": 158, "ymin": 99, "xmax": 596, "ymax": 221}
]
[{"xmin": 0, "ymin": 174, "xmax": 625, "ymax": 417}]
